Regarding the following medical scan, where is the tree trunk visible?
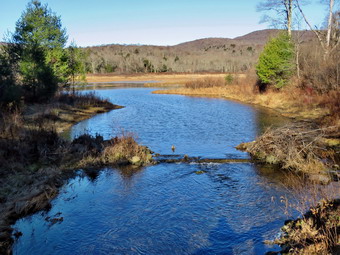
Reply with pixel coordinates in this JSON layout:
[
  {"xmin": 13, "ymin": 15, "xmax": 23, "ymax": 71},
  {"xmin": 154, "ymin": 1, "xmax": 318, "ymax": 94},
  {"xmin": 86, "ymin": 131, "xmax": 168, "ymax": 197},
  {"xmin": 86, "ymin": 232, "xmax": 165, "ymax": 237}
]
[
  {"xmin": 326, "ymin": 0, "xmax": 335, "ymax": 52},
  {"xmin": 286, "ymin": 0, "xmax": 293, "ymax": 37}
]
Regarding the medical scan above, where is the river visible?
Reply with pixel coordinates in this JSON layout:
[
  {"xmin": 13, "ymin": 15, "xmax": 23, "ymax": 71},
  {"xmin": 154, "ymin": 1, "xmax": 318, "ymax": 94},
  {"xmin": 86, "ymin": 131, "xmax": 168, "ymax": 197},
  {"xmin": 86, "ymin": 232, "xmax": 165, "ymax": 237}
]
[{"xmin": 13, "ymin": 87, "xmax": 294, "ymax": 255}]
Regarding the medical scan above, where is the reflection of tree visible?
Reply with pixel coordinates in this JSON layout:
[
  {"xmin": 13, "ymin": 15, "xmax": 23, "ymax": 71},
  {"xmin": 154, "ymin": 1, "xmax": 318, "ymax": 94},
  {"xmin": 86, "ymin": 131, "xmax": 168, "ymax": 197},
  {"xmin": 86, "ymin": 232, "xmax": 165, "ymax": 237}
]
[
  {"xmin": 193, "ymin": 216, "xmax": 281, "ymax": 254},
  {"xmin": 254, "ymin": 109, "xmax": 289, "ymax": 135},
  {"xmin": 83, "ymin": 166, "xmax": 145, "ymax": 183},
  {"xmin": 84, "ymin": 168, "xmax": 101, "ymax": 182},
  {"xmin": 116, "ymin": 165, "xmax": 145, "ymax": 179}
]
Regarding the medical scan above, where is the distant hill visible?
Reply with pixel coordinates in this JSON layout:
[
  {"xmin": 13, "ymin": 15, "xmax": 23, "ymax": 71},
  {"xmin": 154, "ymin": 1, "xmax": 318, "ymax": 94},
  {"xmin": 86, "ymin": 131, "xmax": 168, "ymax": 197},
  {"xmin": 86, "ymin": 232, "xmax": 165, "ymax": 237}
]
[
  {"xmin": 81, "ymin": 29, "xmax": 318, "ymax": 74},
  {"xmin": 233, "ymin": 29, "xmax": 315, "ymax": 44}
]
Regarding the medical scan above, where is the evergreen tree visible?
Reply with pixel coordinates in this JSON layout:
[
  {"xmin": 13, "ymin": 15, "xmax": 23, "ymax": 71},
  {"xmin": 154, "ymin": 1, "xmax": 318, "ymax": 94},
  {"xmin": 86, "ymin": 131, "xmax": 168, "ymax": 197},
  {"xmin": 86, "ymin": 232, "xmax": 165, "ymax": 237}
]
[
  {"xmin": 66, "ymin": 42, "xmax": 87, "ymax": 94},
  {"xmin": 256, "ymin": 33, "xmax": 295, "ymax": 89},
  {"xmin": 0, "ymin": 46, "xmax": 21, "ymax": 108},
  {"xmin": 12, "ymin": 0, "xmax": 68, "ymax": 102}
]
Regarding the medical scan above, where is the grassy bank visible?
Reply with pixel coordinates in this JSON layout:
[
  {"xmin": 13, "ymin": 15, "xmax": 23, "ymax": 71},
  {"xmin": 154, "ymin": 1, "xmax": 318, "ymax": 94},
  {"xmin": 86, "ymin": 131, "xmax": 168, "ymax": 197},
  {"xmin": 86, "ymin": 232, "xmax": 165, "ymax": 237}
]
[
  {"xmin": 0, "ymin": 92, "xmax": 153, "ymax": 254},
  {"xmin": 23, "ymin": 92, "xmax": 123, "ymax": 133},
  {"xmin": 153, "ymin": 76, "xmax": 336, "ymax": 120}
]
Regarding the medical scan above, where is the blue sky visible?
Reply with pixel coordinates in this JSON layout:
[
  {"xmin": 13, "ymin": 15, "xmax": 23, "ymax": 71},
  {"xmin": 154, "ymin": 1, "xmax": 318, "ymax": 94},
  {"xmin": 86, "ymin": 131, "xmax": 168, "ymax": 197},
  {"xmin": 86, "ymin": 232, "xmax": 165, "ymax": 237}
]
[{"xmin": 0, "ymin": 0, "xmax": 329, "ymax": 46}]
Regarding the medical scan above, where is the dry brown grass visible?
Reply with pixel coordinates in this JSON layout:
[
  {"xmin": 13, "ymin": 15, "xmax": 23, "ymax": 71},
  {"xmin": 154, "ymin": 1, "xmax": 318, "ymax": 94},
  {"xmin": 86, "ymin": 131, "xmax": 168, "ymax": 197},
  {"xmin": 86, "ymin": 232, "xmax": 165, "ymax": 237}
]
[
  {"xmin": 86, "ymin": 73, "xmax": 236, "ymax": 85},
  {"xmin": 0, "ymin": 93, "xmax": 134, "ymax": 254},
  {"xmin": 75, "ymin": 133, "xmax": 153, "ymax": 168},
  {"xmin": 184, "ymin": 77, "xmax": 225, "ymax": 89}
]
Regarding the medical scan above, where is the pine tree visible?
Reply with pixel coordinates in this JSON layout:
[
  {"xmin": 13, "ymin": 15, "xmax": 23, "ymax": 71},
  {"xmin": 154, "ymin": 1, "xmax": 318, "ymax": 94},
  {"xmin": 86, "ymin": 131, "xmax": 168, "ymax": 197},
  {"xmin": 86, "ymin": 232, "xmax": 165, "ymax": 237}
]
[{"xmin": 256, "ymin": 33, "xmax": 295, "ymax": 89}]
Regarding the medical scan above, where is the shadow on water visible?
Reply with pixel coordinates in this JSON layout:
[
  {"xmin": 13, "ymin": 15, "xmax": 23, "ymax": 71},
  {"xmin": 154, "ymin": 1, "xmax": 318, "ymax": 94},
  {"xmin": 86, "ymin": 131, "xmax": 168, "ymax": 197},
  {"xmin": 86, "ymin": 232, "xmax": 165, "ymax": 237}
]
[{"xmin": 193, "ymin": 216, "xmax": 280, "ymax": 255}]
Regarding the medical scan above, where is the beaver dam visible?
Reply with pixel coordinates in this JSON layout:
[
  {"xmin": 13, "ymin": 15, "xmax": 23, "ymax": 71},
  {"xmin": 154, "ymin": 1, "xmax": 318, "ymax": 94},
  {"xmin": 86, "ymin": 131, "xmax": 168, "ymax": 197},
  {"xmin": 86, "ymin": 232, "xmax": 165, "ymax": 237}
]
[{"xmin": 11, "ymin": 87, "xmax": 339, "ymax": 255}]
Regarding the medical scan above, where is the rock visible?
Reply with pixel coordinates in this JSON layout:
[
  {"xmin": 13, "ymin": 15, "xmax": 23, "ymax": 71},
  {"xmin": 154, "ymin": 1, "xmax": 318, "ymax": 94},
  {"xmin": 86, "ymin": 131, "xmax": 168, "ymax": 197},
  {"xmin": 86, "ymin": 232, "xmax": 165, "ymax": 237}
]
[
  {"xmin": 195, "ymin": 170, "xmax": 205, "ymax": 175},
  {"xmin": 183, "ymin": 154, "xmax": 189, "ymax": 162},
  {"xmin": 130, "ymin": 156, "xmax": 141, "ymax": 165},
  {"xmin": 265, "ymin": 155, "xmax": 278, "ymax": 164}
]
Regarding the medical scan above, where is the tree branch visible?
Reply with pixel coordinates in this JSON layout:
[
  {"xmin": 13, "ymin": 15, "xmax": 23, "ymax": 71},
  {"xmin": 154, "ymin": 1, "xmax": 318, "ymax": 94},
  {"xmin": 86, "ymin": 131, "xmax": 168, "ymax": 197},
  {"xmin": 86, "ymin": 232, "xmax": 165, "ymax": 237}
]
[{"xmin": 295, "ymin": 0, "xmax": 326, "ymax": 49}]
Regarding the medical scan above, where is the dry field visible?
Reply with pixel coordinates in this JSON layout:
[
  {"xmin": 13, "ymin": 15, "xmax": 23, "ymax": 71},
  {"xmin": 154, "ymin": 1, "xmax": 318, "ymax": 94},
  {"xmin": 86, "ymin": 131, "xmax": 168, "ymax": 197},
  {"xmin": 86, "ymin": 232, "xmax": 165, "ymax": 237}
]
[{"xmin": 86, "ymin": 73, "xmax": 244, "ymax": 86}]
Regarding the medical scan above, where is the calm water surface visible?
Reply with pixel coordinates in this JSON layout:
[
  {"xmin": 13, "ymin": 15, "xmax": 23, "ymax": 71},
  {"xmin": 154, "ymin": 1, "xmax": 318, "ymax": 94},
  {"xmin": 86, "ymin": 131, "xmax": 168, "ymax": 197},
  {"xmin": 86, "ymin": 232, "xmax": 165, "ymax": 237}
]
[{"xmin": 13, "ymin": 87, "xmax": 292, "ymax": 255}]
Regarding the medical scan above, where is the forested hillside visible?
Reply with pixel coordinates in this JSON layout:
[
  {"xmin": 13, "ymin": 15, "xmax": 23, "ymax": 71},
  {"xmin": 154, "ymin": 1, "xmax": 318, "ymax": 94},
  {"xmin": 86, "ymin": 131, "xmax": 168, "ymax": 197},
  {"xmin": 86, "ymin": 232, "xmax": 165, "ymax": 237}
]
[{"xmin": 83, "ymin": 29, "xmax": 315, "ymax": 74}]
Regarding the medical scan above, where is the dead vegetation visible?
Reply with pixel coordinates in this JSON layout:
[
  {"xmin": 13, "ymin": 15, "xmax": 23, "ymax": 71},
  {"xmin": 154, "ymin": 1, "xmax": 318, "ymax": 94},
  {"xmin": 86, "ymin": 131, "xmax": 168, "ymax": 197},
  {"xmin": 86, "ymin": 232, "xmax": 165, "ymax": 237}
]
[
  {"xmin": 276, "ymin": 199, "xmax": 340, "ymax": 254},
  {"xmin": 54, "ymin": 91, "xmax": 115, "ymax": 109},
  {"xmin": 184, "ymin": 77, "xmax": 226, "ymax": 89},
  {"xmin": 268, "ymin": 172, "xmax": 340, "ymax": 254},
  {"xmin": 237, "ymin": 123, "xmax": 339, "ymax": 181},
  {"xmin": 68, "ymin": 133, "xmax": 153, "ymax": 169}
]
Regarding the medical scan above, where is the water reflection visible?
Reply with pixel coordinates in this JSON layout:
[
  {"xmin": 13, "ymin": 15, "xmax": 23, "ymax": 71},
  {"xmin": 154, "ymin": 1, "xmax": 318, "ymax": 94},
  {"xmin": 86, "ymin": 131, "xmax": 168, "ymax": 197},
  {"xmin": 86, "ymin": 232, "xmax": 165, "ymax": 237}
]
[{"xmin": 254, "ymin": 108, "xmax": 290, "ymax": 135}]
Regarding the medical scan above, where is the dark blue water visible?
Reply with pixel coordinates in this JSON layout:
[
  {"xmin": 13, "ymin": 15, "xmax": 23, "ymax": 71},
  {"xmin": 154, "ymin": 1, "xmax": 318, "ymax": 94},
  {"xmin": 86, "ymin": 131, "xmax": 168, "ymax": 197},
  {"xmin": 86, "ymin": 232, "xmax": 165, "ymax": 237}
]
[{"xmin": 13, "ymin": 87, "xmax": 292, "ymax": 255}]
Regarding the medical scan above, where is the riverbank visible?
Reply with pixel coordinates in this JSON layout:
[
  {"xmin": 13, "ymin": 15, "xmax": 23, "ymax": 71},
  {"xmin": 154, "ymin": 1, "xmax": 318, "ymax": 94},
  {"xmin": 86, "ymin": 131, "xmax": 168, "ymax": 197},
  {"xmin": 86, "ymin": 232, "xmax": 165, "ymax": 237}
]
[
  {"xmin": 271, "ymin": 199, "xmax": 340, "ymax": 254},
  {"xmin": 153, "ymin": 86, "xmax": 332, "ymax": 120},
  {"xmin": 0, "ymin": 92, "xmax": 153, "ymax": 254}
]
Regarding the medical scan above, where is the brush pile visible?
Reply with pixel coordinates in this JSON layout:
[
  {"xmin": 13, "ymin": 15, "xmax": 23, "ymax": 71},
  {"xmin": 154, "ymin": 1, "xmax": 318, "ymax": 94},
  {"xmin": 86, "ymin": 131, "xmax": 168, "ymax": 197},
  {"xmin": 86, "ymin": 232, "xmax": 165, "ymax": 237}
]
[{"xmin": 237, "ymin": 122, "xmax": 339, "ymax": 179}]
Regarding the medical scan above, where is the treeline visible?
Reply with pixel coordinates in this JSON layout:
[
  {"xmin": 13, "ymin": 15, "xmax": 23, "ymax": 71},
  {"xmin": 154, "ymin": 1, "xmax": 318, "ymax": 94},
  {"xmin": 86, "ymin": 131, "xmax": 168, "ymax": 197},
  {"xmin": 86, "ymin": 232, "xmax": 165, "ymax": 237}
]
[
  {"xmin": 80, "ymin": 30, "xmax": 317, "ymax": 75},
  {"xmin": 0, "ymin": 1, "xmax": 85, "ymax": 109},
  {"xmin": 82, "ymin": 41, "xmax": 262, "ymax": 74}
]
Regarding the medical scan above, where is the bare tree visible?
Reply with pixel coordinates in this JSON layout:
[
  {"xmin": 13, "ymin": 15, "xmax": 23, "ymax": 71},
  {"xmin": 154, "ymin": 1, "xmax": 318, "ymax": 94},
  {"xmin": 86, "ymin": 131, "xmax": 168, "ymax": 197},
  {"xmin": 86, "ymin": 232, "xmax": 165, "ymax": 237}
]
[
  {"xmin": 257, "ymin": 0, "xmax": 294, "ymax": 36},
  {"xmin": 296, "ymin": 0, "xmax": 339, "ymax": 57}
]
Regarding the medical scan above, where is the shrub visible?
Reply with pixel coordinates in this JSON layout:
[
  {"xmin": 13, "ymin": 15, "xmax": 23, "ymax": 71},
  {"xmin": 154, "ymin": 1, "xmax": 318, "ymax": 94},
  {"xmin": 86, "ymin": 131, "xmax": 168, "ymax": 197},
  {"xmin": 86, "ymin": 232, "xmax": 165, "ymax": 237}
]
[
  {"xmin": 256, "ymin": 33, "xmax": 295, "ymax": 89},
  {"xmin": 185, "ymin": 77, "xmax": 225, "ymax": 89},
  {"xmin": 224, "ymin": 74, "xmax": 234, "ymax": 85},
  {"xmin": 55, "ymin": 92, "xmax": 114, "ymax": 109},
  {"xmin": 299, "ymin": 42, "xmax": 339, "ymax": 94}
]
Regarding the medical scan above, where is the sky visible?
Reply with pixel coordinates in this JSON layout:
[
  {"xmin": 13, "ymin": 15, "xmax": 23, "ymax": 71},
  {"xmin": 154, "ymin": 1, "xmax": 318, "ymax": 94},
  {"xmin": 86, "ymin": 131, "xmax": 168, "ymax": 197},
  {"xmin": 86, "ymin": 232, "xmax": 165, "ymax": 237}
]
[{"xmin": 0, "ymin": 0, "xmax": 330, "ymax": 47}]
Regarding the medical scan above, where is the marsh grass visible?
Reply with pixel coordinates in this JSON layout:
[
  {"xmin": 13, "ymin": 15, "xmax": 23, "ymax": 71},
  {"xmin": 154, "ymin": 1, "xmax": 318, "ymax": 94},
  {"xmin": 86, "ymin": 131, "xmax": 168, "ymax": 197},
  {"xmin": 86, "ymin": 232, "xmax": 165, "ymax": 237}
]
[
  {"xmin": 75, "ymin": 132, "xmax": 153, "ymax": 168},
  {"xmin": 185, "ymin": 77, "xmax": 225, "ymax": 89},
  {"xmin": 54, "ymin": 91, "xmax": 114, "ymax": 109}
]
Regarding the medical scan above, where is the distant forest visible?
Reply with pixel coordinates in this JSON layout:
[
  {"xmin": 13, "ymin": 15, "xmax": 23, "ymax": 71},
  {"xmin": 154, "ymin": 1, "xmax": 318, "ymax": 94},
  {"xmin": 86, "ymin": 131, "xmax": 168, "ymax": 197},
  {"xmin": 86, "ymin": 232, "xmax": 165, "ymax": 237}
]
[{"xmin": 83, "ymin": 29, "xmax": 315, "ymax": 74}]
